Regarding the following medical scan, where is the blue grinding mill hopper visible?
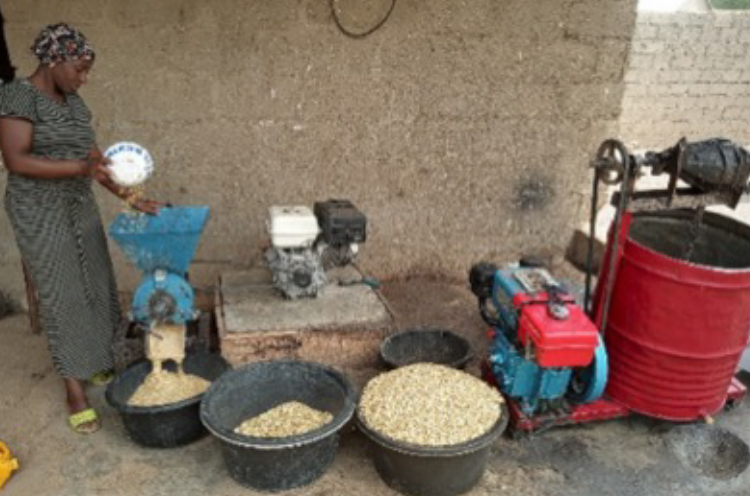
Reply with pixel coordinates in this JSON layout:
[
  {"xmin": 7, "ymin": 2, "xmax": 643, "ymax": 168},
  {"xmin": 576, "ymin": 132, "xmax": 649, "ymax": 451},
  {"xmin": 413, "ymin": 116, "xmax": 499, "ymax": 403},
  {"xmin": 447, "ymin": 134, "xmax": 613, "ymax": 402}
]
[
  {"xmin": 109, "ymin": 206, "xmax": 210, "ymax": 275},
  {"xmin": 109, "ymin": 206, "xmax": 210, "ymax": 324}
]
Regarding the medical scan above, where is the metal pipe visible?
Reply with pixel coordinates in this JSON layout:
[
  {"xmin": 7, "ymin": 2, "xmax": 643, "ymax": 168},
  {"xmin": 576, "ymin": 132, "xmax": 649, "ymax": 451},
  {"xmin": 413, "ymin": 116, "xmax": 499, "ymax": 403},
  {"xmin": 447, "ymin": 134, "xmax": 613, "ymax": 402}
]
[
  {"xmin": 599, "ymin": 140, "xmax": 632, "ymax": 337},
  {"xmin": 584, "ymin": 167, "xmax": 601, "ymax": 316}
]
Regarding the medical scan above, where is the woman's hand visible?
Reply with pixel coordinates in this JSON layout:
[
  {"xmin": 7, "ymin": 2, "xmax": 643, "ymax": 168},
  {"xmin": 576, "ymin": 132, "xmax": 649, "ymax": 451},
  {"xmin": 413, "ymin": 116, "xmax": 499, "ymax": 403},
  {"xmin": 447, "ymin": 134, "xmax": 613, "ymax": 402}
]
[
  {"xmin": 82, "ymin": 149, "xmax": 112, "ymax": 182},
  {"xmin": 84, "ymin": 147, "xmax": 166, "ymax": 215},
  {"xmin": 87, "ymin": 148, "xmax": 105, "ymax": 165},
  {"xmin": 90, "ymin": 162, "xmax": 113, "ymax": 183},
  {"xmin": 129, "ymin": 198, "xmax": 163, "ymax": 215}
]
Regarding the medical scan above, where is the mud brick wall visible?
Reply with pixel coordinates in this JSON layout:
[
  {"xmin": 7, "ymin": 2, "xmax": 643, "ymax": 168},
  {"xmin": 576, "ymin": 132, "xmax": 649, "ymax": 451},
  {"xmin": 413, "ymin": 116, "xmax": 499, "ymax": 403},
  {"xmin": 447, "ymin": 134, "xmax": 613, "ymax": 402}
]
[
  {"xmin": 620, "ymin": 11, "xmax": 750, "ymax": 151},
  {"xmin": 0, "ymin": 0, "xmax": 637, "ymax": 304}
]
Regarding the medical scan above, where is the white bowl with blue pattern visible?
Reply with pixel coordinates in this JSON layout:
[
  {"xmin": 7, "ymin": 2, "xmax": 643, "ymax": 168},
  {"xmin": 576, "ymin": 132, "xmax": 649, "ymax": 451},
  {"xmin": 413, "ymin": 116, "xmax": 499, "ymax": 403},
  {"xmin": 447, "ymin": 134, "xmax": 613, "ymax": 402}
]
[{"xmin": 104, "ymin": 142, "xmax": 154, "ymax": 187}]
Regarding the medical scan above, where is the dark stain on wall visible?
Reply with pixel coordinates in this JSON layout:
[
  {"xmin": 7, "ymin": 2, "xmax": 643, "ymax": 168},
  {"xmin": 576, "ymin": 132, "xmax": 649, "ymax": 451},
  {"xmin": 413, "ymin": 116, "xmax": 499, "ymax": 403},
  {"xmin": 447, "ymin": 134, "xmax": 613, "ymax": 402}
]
[{"xmin": 513, "ymin": 176, "xmax": 555, "ymax": 212}]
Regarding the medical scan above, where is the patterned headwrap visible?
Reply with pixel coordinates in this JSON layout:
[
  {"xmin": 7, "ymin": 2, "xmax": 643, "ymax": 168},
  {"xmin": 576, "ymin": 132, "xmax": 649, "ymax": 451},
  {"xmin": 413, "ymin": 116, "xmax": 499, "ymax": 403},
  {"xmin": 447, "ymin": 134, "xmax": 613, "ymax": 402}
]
[{"xmin": 31, "ymin": 23, "xmax": 95, "ymax": 65}]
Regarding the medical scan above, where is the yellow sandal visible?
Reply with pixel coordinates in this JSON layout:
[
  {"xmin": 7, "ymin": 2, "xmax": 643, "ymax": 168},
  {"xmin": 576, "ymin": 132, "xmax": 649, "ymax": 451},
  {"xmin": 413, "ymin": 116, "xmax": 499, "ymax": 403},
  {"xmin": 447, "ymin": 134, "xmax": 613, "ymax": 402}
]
[
  {"xmin": 68, "ymin": 409, "xmax": 100, "ymax": 435},
  {"xmin": 90, "ymin": 370, "xmax": 115, "ymax": 386}
]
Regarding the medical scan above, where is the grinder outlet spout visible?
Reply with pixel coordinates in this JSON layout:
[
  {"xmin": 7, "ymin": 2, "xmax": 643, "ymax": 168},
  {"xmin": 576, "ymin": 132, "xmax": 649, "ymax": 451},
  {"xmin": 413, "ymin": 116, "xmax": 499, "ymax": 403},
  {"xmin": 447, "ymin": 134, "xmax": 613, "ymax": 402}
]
[{"xmin": 146, "ymin": 324, "xmax": 187, "ymax": 371}]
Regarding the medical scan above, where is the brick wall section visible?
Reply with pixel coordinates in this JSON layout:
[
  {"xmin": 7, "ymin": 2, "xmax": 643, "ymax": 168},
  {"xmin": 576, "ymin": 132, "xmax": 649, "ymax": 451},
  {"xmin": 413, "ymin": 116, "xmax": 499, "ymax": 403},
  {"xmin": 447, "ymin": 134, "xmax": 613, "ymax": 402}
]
[
  {"xmin": 620, "ymin": 11, "xmax": 750, "ymax": 150},
  {"xmin": 0, "ymin": 0, "xmax": 637, "ymax": 302}
]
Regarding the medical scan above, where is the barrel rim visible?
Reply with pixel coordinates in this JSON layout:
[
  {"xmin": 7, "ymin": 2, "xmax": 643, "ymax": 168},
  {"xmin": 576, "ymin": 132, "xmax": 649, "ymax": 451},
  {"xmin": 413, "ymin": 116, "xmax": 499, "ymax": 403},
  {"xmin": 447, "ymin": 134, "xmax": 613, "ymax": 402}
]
[{"xmin": 629, "ymin": 209, "xmax": 750, "ymax": 273}]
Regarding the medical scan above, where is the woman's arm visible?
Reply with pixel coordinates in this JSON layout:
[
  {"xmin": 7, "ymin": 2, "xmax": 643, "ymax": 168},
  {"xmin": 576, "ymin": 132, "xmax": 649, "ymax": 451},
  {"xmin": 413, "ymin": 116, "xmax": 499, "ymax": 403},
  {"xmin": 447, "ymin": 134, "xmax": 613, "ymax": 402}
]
[{"xmin": 0, "ymin": 117, "xmax": 91, "ymax": 178}]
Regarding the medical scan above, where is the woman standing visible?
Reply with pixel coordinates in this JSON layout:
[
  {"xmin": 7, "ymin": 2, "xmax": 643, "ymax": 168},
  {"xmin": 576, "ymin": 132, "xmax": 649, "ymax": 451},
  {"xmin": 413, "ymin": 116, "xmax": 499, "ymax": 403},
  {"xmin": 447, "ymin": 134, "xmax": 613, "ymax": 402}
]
[{"xmin": 0, "ymin": 23, "xmax": 158, "ymax": 434}]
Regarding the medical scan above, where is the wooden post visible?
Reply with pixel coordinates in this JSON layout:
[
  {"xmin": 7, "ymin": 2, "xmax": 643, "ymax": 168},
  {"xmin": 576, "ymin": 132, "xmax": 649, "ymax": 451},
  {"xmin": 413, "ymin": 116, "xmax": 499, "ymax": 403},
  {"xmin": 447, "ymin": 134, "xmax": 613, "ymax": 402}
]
[{"xmin": 22, "ymin": 261, "xmax": 42, "ymax": 334}]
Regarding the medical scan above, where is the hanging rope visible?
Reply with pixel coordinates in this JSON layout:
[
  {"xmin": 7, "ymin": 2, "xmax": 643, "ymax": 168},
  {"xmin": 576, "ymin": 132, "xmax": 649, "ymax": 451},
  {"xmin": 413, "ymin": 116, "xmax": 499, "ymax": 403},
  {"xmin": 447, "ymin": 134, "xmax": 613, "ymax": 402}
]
[{"xmin": 330, "ymin": 0, "xmax": 397, "ymax": 39}]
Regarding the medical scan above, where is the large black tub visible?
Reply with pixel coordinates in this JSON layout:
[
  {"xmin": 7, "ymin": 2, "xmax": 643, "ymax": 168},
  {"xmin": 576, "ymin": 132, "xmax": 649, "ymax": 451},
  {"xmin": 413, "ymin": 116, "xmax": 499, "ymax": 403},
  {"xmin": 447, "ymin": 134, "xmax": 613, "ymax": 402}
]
[
  {"xmin": 200, "ymin": 360, "xmax": 356, "ymax": 492},
  {"xmin": 106, "ymin": 352, "xmax": 230, "ymax": 448},
  {"xmin": 357, "ymin": 403, "xmax": 508, "ymax": 496}
]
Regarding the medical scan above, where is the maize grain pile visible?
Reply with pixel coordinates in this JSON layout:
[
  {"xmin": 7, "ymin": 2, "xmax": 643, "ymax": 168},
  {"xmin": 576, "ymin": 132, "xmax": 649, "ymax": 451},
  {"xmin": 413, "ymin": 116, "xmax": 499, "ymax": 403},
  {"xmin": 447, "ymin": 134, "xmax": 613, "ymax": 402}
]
[
  {"xmin": 359, "ymin": 363, "xmax": 503, "ymax": 447},
  {"xmin": 128, "ymin": 370, "xmax": 210, "ymax": 407},
  {"xmin": 235, "ymin": 401, "xmax": 334, "ymax": 438}
]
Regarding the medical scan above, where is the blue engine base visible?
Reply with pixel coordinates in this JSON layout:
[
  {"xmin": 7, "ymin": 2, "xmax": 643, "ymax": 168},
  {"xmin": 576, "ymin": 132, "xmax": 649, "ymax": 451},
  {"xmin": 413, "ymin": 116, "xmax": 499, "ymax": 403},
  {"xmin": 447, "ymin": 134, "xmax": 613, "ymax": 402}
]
[
  {"xmin": 488, "ymin": 330, "xmax": 572, "ymax": 415},
  {"xmin": 488, "ymin": 329, "xmax": 608, "ymax": 416}
]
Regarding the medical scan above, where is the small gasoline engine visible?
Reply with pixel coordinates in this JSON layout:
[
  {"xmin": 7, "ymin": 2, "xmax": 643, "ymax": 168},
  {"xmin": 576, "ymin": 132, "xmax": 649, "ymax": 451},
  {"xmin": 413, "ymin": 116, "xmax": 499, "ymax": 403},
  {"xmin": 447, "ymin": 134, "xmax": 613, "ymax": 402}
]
[
  {"xmin": 266, "ymin": 199, "xmax": 367, "ymax": 299},
  {"xmin": 469, "ymin": 262, "xmax": 608, "ymax": 416}
]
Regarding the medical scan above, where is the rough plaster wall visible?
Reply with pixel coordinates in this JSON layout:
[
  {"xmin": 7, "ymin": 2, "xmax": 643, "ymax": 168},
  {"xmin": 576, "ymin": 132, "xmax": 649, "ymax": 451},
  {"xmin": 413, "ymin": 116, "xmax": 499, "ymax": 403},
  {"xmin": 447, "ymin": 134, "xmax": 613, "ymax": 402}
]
[
  {"xmin": 621, "ymin": 11, "xmax": 750, "ymax": 150},
  {"xmin": 0, "ymin": 0, "xmax": 637, "ymax": 301}
]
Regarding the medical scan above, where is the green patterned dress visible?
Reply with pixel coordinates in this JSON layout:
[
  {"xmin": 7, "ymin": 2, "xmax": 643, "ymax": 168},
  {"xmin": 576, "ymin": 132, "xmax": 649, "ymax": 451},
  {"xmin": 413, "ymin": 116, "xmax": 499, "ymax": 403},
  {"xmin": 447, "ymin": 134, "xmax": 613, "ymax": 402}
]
[{"xmin": 1, "ymin": 79, "xmax": 120, "ymax": 379}]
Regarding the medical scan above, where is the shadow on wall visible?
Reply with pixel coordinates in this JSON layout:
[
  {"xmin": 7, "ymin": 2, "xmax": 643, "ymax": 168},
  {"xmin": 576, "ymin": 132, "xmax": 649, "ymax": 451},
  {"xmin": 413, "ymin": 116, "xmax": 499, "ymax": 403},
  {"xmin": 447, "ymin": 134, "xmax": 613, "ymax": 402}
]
[{"xmin": 0, "ymin": 290, "xmax": 17, "ymax": 319}]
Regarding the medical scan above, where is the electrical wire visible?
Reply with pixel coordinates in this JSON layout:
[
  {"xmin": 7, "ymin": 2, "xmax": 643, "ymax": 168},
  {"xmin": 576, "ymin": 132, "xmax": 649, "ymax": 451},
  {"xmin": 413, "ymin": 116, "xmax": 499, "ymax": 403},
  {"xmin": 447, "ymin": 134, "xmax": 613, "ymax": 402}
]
[{"xmin": 330, "ymin": 0, "xmax": 397, "ymax": 39}]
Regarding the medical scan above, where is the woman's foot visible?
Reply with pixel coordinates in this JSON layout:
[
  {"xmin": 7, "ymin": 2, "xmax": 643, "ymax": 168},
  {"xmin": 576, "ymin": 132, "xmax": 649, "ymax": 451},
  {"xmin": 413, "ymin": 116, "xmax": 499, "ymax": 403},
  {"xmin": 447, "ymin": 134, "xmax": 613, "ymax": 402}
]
[
  {"xmin": 68, "ymin": 408, "xmax": 100, "ymax": 434},
  {"xmin": 64, "ymin": 378, "xmax": 100, "ymax": 434}
]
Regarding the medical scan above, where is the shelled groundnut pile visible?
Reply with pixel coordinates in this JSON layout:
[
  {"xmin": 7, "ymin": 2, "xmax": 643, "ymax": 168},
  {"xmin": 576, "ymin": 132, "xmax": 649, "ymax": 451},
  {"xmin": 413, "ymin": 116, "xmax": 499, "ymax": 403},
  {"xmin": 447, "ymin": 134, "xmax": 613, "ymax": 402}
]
[
  {"xmin": 359, "ymin": 363, "xmax": 503, "ymax": 446},
  {"xmin": 128, "ymin": 371, "xmax": 210, "ymax": 407},
  {"xmin": 235, "ymin": 401, "xmax": 334, "ymax": 438}
]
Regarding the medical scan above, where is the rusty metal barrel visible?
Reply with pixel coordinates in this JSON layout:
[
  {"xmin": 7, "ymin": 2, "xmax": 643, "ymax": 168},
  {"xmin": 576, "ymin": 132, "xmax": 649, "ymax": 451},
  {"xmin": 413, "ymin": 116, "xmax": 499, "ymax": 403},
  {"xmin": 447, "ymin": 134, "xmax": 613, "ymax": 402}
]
[{"xmin": 601, "ymin": 209, "xmax": 750, "ymax": 421}]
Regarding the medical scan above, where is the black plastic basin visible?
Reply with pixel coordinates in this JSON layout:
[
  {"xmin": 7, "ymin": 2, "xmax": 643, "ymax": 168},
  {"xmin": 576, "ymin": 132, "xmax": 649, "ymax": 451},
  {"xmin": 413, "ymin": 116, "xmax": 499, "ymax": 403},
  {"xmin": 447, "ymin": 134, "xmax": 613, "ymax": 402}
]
[
  {"xmin": 381, "ymin": 327, "xmax": 473, "ymax": 369},
  {"xmin": 200, "ymin": 360, "xmax": 356, "ymax": 492},
  {"xmin": 105, "ymin": 352, "xmax": 231, "ymax": 448},
  {"xmin": 357, "ymin": 403, "xmax": 508, "ymax": 496}
]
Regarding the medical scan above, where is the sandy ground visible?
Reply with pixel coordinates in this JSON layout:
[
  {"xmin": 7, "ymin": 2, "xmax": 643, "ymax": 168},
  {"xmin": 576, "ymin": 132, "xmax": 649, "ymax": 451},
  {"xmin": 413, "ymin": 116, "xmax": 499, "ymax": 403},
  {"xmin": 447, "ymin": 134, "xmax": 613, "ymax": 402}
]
[{"xmin": 1, "ymin": 277, "xmax": 750, "ymax": 496}]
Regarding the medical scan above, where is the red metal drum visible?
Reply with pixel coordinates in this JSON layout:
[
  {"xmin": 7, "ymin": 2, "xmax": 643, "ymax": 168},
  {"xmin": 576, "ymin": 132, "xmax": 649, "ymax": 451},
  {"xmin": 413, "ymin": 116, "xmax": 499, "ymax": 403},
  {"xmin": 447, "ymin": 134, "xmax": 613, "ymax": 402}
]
[{"xmin": 597, "ymin": 210, "xmax": 750, "ymax": 421}]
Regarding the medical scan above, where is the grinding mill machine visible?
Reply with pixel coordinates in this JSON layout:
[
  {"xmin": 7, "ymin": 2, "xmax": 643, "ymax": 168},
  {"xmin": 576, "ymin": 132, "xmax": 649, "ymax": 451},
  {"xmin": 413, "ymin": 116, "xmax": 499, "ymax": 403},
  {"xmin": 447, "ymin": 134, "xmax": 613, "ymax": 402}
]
[
  {"xmin": 471, "ymin": 137, "xmax": 750, "ymax": 434},
  {"xmin": 109, "ymin": 206, "xmax": 210, "ymax": 369},
  {"xmin": 585, "ymin": 138, "xmax": 750, "ymax": 422}
]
